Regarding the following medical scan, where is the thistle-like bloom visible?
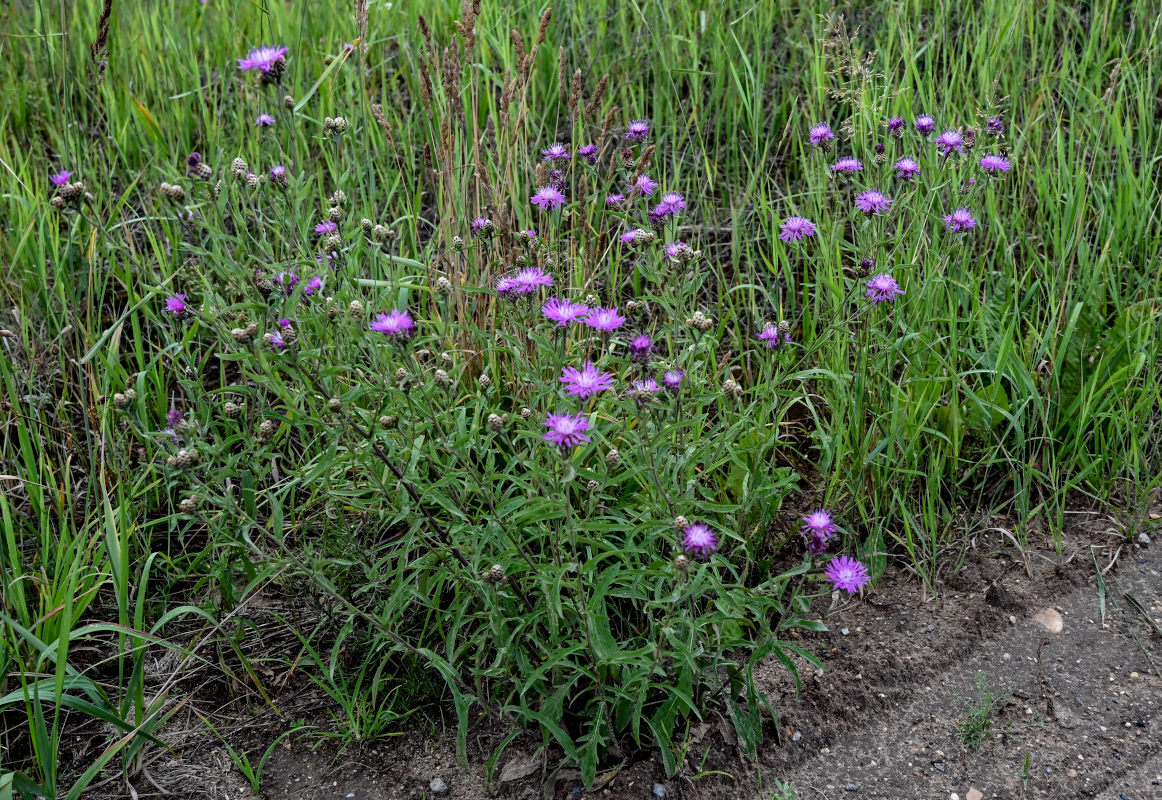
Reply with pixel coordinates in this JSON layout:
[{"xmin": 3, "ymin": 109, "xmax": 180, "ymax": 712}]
[
  {"xmin": 632, "ymin": 174, "xmax": 659, "ymax": 196},
  {"xmin": 915, "ymin": 115, "xmax": 936, "ymax": 136},
  {"xmin": 270, "ymin": 164, "xmax": 288, "ymax": 185},
  {"xmin": 530, "ymin": 185, "xmax": 566, "ymax": 210},
  {"xmin": 255, "ymin": 113, "xmax": 276, "ymax": 127},
  {"xmin": 943, "ymin": 207, "xmax": 977, "ymax": 232},
  {"xmin": 628, "ymin": 334, "xmax": 654, "ymax": 364},
  {"xmin": 664, "ymin": 240, "xmax": 687, "ymax": 260},
  {"xmin": 584, "ymin": 306, "xmax": 626, "ymax": 333},
  {"xmin": 543, "ymin": 412, "xmax": 593, "ymax": 448},
  {"xmin": 304, "ymin": 275, "xmax": 324, "ymax": 296},
  {"xmin": 893, "ymin": 157, "xmax": 920, "ymax": 180},
  {"xmin": 808, "ymin": 123, "xmax": 835, "ymax": 147},
  {"xmin": 979, "ymin": 154, "xmax": 1011, "ymax": 174},
  {"xmin": 559, "ymin": 362, "xmax": 615, "ymax": 398},
  {"xmin": 854, "ymin": 190, "xmax": 892, "ymax": 215},
  {"xmin": 273, "ymin": 271, "xmax": 300, "ymax": 294},
  {"xmin": 511, "ymin": 267, "xmax": 554, "ymax": 294},
  {"xmin": 626, "ymin": 119, "xmax": 650, "ymax": 141},
  {"xmin": 315, "ymin": 220, "xmax": 338, "ymax": 235},
  {"xmin": 50, "ymin": 170, "xmax": 72, "ymax": 186},
  {"xmin": 801, "ymin": 510, "xmax": 838, "ymax": 554},
  {"xmin": 620, "ymin": 229, "xmax": 643, "ymax": 244},
  {"xmin": 266, "ymin": 332, "xmax": 286, "ymax": 351},
  {"xmin": 934, "ymin": 129, "xmax": 965, "ymax": 156},
  {"xmin": 605, "ymin": 193, "xmax": 625, "ymax": 206},
  {"xmin": 824, "ymin": 555, "xmax": 870, "ymax": 593},
  {"xmin": 542, "ymin": 297, "xmax": 589, "ymax": 327},
  {"xmin": 682, "ymin": 523, "xmax": 719, "ymax": 557},
  {"xmin": 519, "ymin": 228, "xmax": 538, "ymax": 241},
  {"xmin": 757, "ymin": 323, "xmax": 791, "ymax": 349},
  {"xmin": 831, "ymin": 157, "xmax": 863, "ymax": 174},
  {"xmin": 886, "ymin": 117, "xmax": 906, "ymax": 137},
  {"xmin": 662, "ymin": 370, "xmax": 684, "ymax": 393},
  {"xmin": 495, "ymin": 278, "xmax": 520, "ymax": 298},
  {"xmin": 165, "ymin": 294, "xmax": 188, "ymax": 316},
  {"xmin": 370, "ymin": 309, "xmax": 416, "ymax": 339},
  {"xmin": 541, "ymin": 142, "xmax": 571, "ymax": 162},
  {"xmin": 652, "ymin": 192, "xmax": 686, "ymax": 217},
  {"xmin": 629, "ymin": 378, "xmax": 660, "ymax": 402},
  {"xmin": 865, "ymin": 273, "xmax": 904, "ymax": 304},
  {"xmin": 470, "ymin": 217, "xmax": 492, "ymax": 237},
  {"xmin": 577, "ymin": 144, "xmax": 598, "ymax": 164},
  {"xmin": 237, "ymin": 45, "xmax": 288, "ymax": 73},
  {"xmin": 986, "ymin": 118, "xmax": 1004, "ymax": 137},
  {"xmin": 779, "ymin": 216, "xmax": 816, "ymax": 242}
]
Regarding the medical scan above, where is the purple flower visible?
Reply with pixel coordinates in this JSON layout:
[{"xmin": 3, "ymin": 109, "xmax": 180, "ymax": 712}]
[
  {"xmin": 629, "ymin": 378, "xmax": 660, "ymax": 403},
  {"xmin": 166, "ymin": 408, "xmax": 185, "ymax": 428},
  {"xmin": 542, "ymin": 297, "xmax": 589, "ymax": 327},
  {"xmin": 495, "ymin": 278, "xmax": 520, "ymax": 298},
  {"xmin": 471, "ymin": 217, "xmax": 493, "ymax": 237},
  {"xmin": 315, "ymin": 220, "xmax": 338, "ymax": 235},
  {"xmin": 800, "ymin": 510, "xmax": 838, "ymax": 554},
  {"xmin": 620, "ymin": 229, "xmax": 644, "ymax": 244},
  {"xmin": 270, "ymin": 164, "xmax": 288, "ymax": 185},
  {"xmin": 559, "ymin": 362, "xmax": 615, "ymax": 399},
  {"xmin": 757, "ymin": 324, "xmax": 791, "ymax": 349},
  {"xmin": 626, "ymin": 120, "xmax": 650, "ymax": 141},
  {"xmin": 266, "ymin": 332, "xmax": 286, "ymax": 351},
  {"xmin": 831, "ymin": 157, "xmax": 863, "ymax": 174},
  {"xmin": 577, "ymin": 144, "xmax": 598, "ymax": 164},
  {"xmin": 605, "ymin": 193, "xmax": 625, "ymax": 206},
  {"xmin": 304, "ymin": 275, "xmax": 324, "ymax": 296},
  {"xmin": 165, "ymin": 294, "xmax": 189, "ymax": 316},
  {"xmin": 237, "ymin": 45, "xmax": 288, "ymax": 73},
  {"xmin": 628, "ymin": 334, "xmax": 654, "ymax": 364},
  {"xmin": 682, "ymin": 523, "xmax": 719, "ymax": 557},
  {"xmin": 255, "ymin": 113, "xmax": 276, "ymax": 127},
  {"xmin": 541, "ymin": 142, "xmax": 571, "ymax": 162},
  {"xmin": 653, "ymin": 192, "xmax": 686, "ymax": 216},
  {"xmin": 530, "ymin": 185, "xmax": 566, "ymax": 211},
  {"xmin": 50, "ymin": 170, "xmax": 72, "ymax": 186},
  {"xmin": 273, "ymin": 271, "xmax": 300, "ymax": 294},
  {"xmin": 915, "ymin": 115, "xmax": 936, "ymax": 136},
  {"xmin": 631, "ymin": 174, "xmax": 658, "ymax": 196},
  {"xmin": 808, "ymin": 123, "xmax": 835, "ymax": 147},
  {"xmin": 664, "ymin": 240, "xmax": 687, "ymax": 260},
  {"xmin": 865, "ymin": 273, "xmax": 904, "ymax": 304},
  {"xmin": 543, "ymin": 412, "xmax": 593, "ymax": 449},
  {"xmin": 512, "ymin": 267, "xmax": 553, "ymax": 294},
  {"xmin": 583, "ymin": 306, "xmax": 626, "ymax": 333},
  {"xmin": 824, "ymin": 555, "xmax": 870, "ymax": 593},
  {"xmin": 986, "ymin": 118, "xmax": 1004, "ymax": 137},
  {"xmin": 892, "ymin": 157, "xmax": 920, "ymax": 180},
  {"xmin": 662, "ymin": 370, "xmax": 684, "ymax": 393},
  {"xmin": 886, "ymin": 117, "xmax": 906, "ymax": 137},
  {"xmin": 519, "ymin": 229, "xmax": 538, "ymax": 241},
  {"xmin": 278, "ymin": 317, "xmax": 293, "ymax": 328},
  {"xmin": 934, "ymin": 129, "xmax": 965, "ymax": 156},
  {"xmin": 779, "ymin": 216, "xmax": 816, "ymax": 243},
  {"xmin": 943, "ymin": 208, "xmax": 977, "ymax": 232},
  {"xmin": 854, "ymin": 190, "xmax": 892, "ymax": 215},
  {"xmin": 369, "ymin": 309, "xmax": 416, "ymax": 339},
  {"xmin": 979, "ymin": 154, "xmax": 1011, "ymax": 174}
]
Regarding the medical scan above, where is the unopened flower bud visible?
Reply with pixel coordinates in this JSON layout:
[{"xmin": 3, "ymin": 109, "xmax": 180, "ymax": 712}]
[
  {"xmin": 434, "ymin": 369, "xmax": 450, "ymax": 386},
  {"xmin": 258, "ymin": 419, "xmax": 277, "ymax": 439},
  {"xmin": 722, "ymin": 378, "xmax": 743, "ymax": 398},
  {"xmin": 477, "ymin": 374, "xmax": 491, "ymax": 389},
  {"xmin": 231, "ymin": 327, "xmax": 250, "ymax": 343},
  {"xmin": 223, "ymin": 401, "xmax": 243, "ymax": 419},
  {"xmin": 175, "ymin": 449, "xmax": 194, "ymax": 468},
  {"xmin": 372, "ymin": 224, "xmax": 390, "ymax": 242},
  {"xmin": 361, "ymin": 218, "xmax": 373, "ymax": 233},
  {"xmin": 113, "ymin": 392, "xmax": 129, "ymax": 409},
  {"xmin": 451, "ymin": 235, "xmax": 465, "ymax": 251},
  {"xmin": 673, "ymin": 554, "xmax": 689, "ymax": 571},
  {"xmin": 283, "ymin": 94, "xmax": 295, "ymax": 108},
  {"xmin": 489, "ymin": 564, "xmax": 505, "ymax": 582},
  {"xmin": 605, "ymin": 448, "xmax": 621, "ymax": 468},
  {"xmin": 327, "ymin": 396, "xmax": 343, "ymax": 412},
  {"xmin": 348, "ymin": 300, "xmax": 364, "ymax": 317},
  {"xmin": 231, "ymin": 157, "xmax": 248, "ymax": 177},
  {"xmin": 487, "ymin": 413, "xmax": 504, "ymax": 432},
  {"xmin": 179, "ymin": 496, "xmax": 200, "ymax": 514},
  {"xmin": 520, "ymin": 407, "xmax": 533, "ymax": 420},
  {"xmin": 586, "ymin": 479, "xmax": 601, "ymax": 492},
  {"xmin": 440, "ymin": 352, "xmax": 453, "ymax": 366},
  {"xmin": 329, "ymin": 190, "xmax": 347, "ymax": 205},
  {"xmin": 327, "ymin": 206, "xmax": 343, "ymax": 223},
  {"xmin": 672, "ymin": 515, "xmax": 689, "ymax": 531},
  {"xmin": 379, "ymin": 414, "xmax": 398, "ymax": 429},
  {"xmin": 434, "ymin": 276, "xmax": 452, "ymax": 295},
  {"xmin": 124, "ymin": 389, "xmax": 137, "ymax": 401},
  {"xmin": 778, "ymin": 319, "xmax": 791, "ymax": 336}
]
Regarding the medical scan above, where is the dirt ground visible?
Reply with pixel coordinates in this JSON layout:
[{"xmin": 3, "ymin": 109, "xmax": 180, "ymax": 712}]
[{"xmin": 134, "ymin": 508, "xmax": 1162, "ymax": 800}]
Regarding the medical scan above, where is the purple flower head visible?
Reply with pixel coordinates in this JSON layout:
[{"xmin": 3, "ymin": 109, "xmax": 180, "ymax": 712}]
[
  {"xmin": 892, "ymin": 157, "xmax": 920, "ymax": 180},
  {"xmin": 165, "ymin": 294, "xmax": 188, "ymax": 315},
  {"xmin": 512, "ymin": 267, "xmax": 554, "ymax": 294},
  {"xmin": 682, "ymin": 523, "xmax": 719, "ymax": 558},
  {"xmin": 304, "ymin": 275, "xmax": 324, "ymax": 296},
  {"xmin": 541, "ymin": 142, "xmax": 571, "ymax": 162},
  {"xmin": 369, "ymin": 309, "xmax": 416, "ymax": 339},
  {"xmin": 628, "ymin": 334, "xmax": 655, "ymax": 364},
  {"xmin": 273, "ymin": 271, "xmax": 300, "ymax": 294},
  {"xmin": 757, "ymin": 323, "xmax": 791, "ymax": 349},
  {"xmin": 577, "ymin": 144, "xmax": 599, "ymax": 164},
  {"xmin": 584, "ymin": 306, "xmax": 626, "ymax": 333},
  {"xmin": 824, "ymin": 555, "xmax": 870, "ymax": 594},
  {"xmin": 605, "ymin": 193, "xmax": 626, "ymax": 206},
  {"xmin": 653, "ymin": 192, "xmax": 686, "ymax": 217},
  {"xmin": 808, "ymin": 123, "xmax": 835, "ymax": 148},
  {"xmin": 915, "ymin": 115, "xmax": 936, "ymax": 136},
  {"xmin": 800, "ymin": 510, "xmax": 839, "ymax": 554},
  {"xmin": 278, "ymin": 317, "xmax": 293, "ymax": 328},
  {"xmin": 519, "ymin": 229, "xmax": 538, "ymax": 242},
  {"xmin": 625, "ymin": 120, "xmax": 650, "ymax": 142},
  {"xmin": 943, "ymin": 207, "xmax": 977, "ymax": 232},
  {"xmin": 266, "ymin": 332, "xmax": 286, "ymax": 351},
  {"xmin": 631, "ymin": 174, "xmax": 658, "ymax": 196},
  {"xmin": 50, "ymin": 170, "xmax": 72, "ymax": 186},
  {"xmin": 779, "ymin": 216, "xmax": 816, "ymax": 243},
  {"xmin": 831, "ymin": 157, "xmax": 863, "ymax": 174},
  {"xmin": 255, "ymin": 113, "xmax": 276, "ymax": 127},
  {"xmin": 542, "ymin": 297, "xmax": 589, "ymax": 327},
  {"xmin": 470, "ymin": 217, "xmax": 493, "ymax": 237},
  {"xmin": 664, "ymin": 240, "xmax": 687, "ymax": 260},
  {"xmin": 620, "ymin": 229, "xmax": 644, "ymax": 245},
  {"xmin": 986, "ymin": 118, "xmax": 1004, "ymax": 137},
  {"xmin": 979, "ymin": 154, "xmax": 1011, "ymax": 174},
  {"xmin": 543, "ymin": 412, "xmax": 593, "ymax": 449},
  {"xmin": 315, "ymin": 220, "xmax": 338, "ymax": 235},
  {"xmin": 629, "ymin": 378, "xmax": 660, "ymax": 402},
  {"xmin": 934, "ymin": 129, "xmax": 965, "ymax": 156},
  {"xmin": 559, "ymin": 362, "xmax": 615, "ymax": 399},
  {"xmin": 166, "ymin": 408, "xmax": 185, "ymax": 428},
  {"xmin": 270, "ymin": 164, "xmax": 288, "ymax": 185},
  {"xmin": 865, "ymin": 273, "xmax": 904, "ymax": 304},
  {"xmin": 495, "ymin": 278, "xmax": 520, "ymax": 298},
  {"xmin": 187, "ymin": 152, "xmax": 202, "ymax": 167},
  {"xmin": 662, "ymin": 370, "xmax": 684, "ymax": 393},
  {"xmin": 237, "ymin": 45, "xmax": 288, "ymax": 73},
  {"xmin": 854, "ymin": 190, "xmax": 892, "ymax": 215},
  {"xmin": 530, "ymin": 185, "xmax": 566, "ymax": 211},
  {"xmin": 886, "ymin": 117, "xmax": 906, "ymax": 137}
]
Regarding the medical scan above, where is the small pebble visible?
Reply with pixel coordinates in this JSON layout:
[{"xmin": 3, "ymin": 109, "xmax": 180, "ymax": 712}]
[
  {"xmin": 843, "ymin": 784, "xmax": 861, "ymax": 792},
  {"xmin": 841, "ymin": 627, "xmax": 850, "ymax": 635},
  {"xmin": 1137, "ymin": 532, "xmax": 1150, "ymax": 546},
  {"xmin": 429, "ymin": 777, "xmax": 449, "ymax": 797},
  {"xmin": 652, "ymin": 784, "xmax": 667, "ymax": 798},
  {"xmin": 792, "ymin": 731, "xmax": 802, "ymax": 742}
]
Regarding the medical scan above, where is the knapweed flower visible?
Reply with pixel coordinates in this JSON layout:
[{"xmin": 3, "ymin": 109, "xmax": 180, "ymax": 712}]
[
  {"xmin": 632, "ymin": 173, "xmax": 659, "ymax": 196},
  {"xmin": 620, "ymin": 229, "xmax": 645, "ymax": 245},
  {"xmin": 165, "ymin": 294, "xmax": 189, "ymax": 316},
  {"xmin": 831, "ymin": 157, "xmax": 863, "ymax": 174},
  {"xmin": 577, "ymin": 144, "xmax": 598, "ymax": 164},
  {"xmin": 605, "ymin": 193, "xmax": 625, "ymax": 206},
  {"xmin": 629, "ymin": 378, "xmax": 660, "ymax": 402},
  {"xmin": 541, "ymin": 142, "xmax": 571, "ymax": 162},
  {"xmin": 886, "ymin": 117, "xmax": 906, "ymax": 137},
  {"xmin": 511, "ymin": 267, "xmax": 553, "ymax": 294},
  {"xmin": 824, "ymin": 555, "xmax": 870, "ymax": 593},
  {"xmin": 542, "ymin": 412, "xmax": 592, "ymax": 449},
  {"xmin": 757, "ymin": 323, "xmax": 791, "ymax": 349},
  {"xmin": 625, "ymin": 119, "xmax": 650, "ymax": 141},
  {"xmin": 943, "ymin": 207, "xmax": 977, "ymax": 232},
  {"xmin": 681, "ymin": 523, "xmax": 719, "ymax": 558},
  {"xmin": 979, "ymin": 154, "xmax": 1011, "ymax": 173},
  {"xmin": 801, "ymin": 510, "xmax": 838, "ymax": 554},
  {"xmin": 50, "ymin": 170, "xmax": 72, "ymax": 186},
  {"xmin": 559, "ymin": 362, "xmax": 615, "ymax": 398},
  {"xmin": 518, "ymin": 229, "xmax": 538, "ymax": 242},
  {"xmin": 854, "ymin": 190, "xmax": 892, "ymax": 215},
  {"xmin": 662, "ymin": 370, "xmax": 684, "ymax": 393},
  {"xmin": 808, "ymin": 123, "xmax": 835, "ymax": 148},
  {"xmin": 986, "ymin": 117, "xmax": 1004, "ymax": 137},
  {"xmin": 270, "ymin": 164, "xmax": 288, "ymax": 185},
  {"xmin": 470, "ymin": 217, "xmax": 493, "ymax": 237},
  {"xmin": 265, "ymin": 332, "xmax": 286, "ymax": 351},
  {"xmin": 255, "ymin": 113, "xmax": 276, "ymax": 127},
  {"xmin": 664, "ymin": 240, "xmax": 687, "ymax": 260},
  {"xmin": 495, "ymin": 277, "xmax": 520, "ymax": 298},
  {"xmin": 893, "ymin": 157, "xmax": 920, "ymax": 180},
  {"xmin": 934, "ymin": 129, "xmax": 965, "ymax": 156},
  {"xmin": 915, "ymin": 115, "xmax": 936, "ymax": 136},
  {"xmin": 273, "ymin": 271, "xmax": 300, "ymax": 294},
  {"xmin": 530, "ymin": 185, "xmax": 566, "ymax": 211},
  {"xmin": 628, "ymin": 334, "xmax": 655, "ymax": 364},
  {"xmin": 237, "ymin": 45, "xmax": 288, "ymax": 73},
  {"xmin": 653, "ymin": 192, "xmax": 686, "ymax": 217},
  {"xmin": 865, "ymin": 273, "xmax": 904, "ymax": 304},
  {"xmin": 542, "ymin": 297, "xmax": 589, "ymax": 327},
  {"xmin": 166, "ymin": 407, "xmax": 185, "ymax": 428},
  {"xmin": 779, "ymin": 216, "xmax": 816, "ymax": 243},
  {"xmin": 315, "ymin": 220, "xmax": 338, "ymax": 235},
  {"xmin": 584, "ymin": 306, "xmax": 626, "ymax": 333},
  {"xmin": 369, "ymin": 309, "xmax": 416, "ymax": 339},
  {"xmin": 304, "ymin": 275, "xmax": 324, "ymax": 296}
]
